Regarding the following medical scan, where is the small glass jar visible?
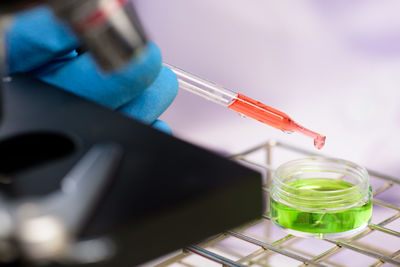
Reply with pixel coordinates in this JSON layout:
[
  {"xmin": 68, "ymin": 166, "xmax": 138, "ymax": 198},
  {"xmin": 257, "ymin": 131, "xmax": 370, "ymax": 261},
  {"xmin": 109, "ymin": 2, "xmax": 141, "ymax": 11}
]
[{"xmin": 270, "ymin": 157, "xmax": 372, "ymax": 238}]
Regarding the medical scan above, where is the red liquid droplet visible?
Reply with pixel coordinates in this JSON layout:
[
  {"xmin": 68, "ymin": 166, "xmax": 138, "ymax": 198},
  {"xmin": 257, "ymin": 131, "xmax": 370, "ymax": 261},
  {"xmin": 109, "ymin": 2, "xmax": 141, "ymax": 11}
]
[
  {"xmin": 228, "ymin": 94, "xmax": 326, "ymax": 149},
  {"xmin": 314, "ymin": 135, "xmax": 326, "ymax": 150}
]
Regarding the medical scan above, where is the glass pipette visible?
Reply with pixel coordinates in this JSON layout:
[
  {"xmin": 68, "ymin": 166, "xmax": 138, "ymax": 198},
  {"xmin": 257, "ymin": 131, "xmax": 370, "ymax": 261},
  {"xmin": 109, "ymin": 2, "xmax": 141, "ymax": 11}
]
[{"xmin": 163, "ymin": 63, "xmax": 326, "ymax": 149}]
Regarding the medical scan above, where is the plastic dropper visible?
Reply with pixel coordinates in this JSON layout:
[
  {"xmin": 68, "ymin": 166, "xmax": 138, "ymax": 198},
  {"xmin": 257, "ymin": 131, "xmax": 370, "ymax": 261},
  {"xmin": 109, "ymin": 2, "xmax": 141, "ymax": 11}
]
[{"xmin": 163, "ymin": 63, "xmax": 326, "ymax": 149}]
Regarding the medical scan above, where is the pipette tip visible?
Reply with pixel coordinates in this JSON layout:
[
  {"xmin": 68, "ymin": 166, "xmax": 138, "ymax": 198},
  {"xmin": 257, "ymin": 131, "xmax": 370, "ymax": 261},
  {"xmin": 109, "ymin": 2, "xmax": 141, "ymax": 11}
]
[{"xmin": 291, "ymin": 121, "xmax": 326, "ymax": 150}]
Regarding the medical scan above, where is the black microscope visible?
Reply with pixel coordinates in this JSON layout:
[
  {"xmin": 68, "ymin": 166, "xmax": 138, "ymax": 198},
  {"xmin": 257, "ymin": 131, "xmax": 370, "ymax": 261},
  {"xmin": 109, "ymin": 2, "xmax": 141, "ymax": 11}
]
[{"xmin": 0, "ymin": 1, "xmax": 262, "ymax": 266}]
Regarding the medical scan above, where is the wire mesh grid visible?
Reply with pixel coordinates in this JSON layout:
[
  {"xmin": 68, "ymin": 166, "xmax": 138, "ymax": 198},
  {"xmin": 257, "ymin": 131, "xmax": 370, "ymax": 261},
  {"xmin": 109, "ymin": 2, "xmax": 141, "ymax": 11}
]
[{"xmin": 153, "ymin": 140, "xmax": 400, "ymax": 267}]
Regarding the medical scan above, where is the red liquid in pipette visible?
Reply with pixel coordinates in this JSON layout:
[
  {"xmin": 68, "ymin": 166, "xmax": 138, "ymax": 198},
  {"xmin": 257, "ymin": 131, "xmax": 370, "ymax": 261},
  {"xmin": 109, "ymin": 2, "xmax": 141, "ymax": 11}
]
[{"xmin": 228, "ymin": 94, "xmax": 326, "ymax": 149}]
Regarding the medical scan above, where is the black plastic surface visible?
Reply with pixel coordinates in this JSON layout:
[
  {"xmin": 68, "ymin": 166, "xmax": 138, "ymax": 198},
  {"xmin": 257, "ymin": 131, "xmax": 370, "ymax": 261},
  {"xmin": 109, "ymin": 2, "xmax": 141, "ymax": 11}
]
[{"xmin": 0, "ymin": 75, "xmax": 263, "ymax": 266}]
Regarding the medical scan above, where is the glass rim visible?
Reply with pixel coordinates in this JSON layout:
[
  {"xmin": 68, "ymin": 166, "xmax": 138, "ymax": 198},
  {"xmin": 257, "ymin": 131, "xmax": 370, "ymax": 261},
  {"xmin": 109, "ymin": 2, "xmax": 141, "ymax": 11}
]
[{"xmin": 273, "ymin": 156, "xmax": 369, "ymax": 196}]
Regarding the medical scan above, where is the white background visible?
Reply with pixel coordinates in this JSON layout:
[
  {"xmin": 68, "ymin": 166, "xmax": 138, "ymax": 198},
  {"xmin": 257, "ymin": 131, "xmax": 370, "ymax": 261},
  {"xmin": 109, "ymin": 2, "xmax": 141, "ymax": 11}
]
[{"xmin": 135, "ymin": 0, "xmax": 400, "ymax": 177}]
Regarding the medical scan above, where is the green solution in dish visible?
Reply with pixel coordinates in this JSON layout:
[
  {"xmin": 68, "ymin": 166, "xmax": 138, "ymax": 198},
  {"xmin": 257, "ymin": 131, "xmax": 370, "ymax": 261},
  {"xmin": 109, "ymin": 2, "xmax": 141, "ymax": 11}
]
[{"xmin": 270, "ymin": 178, "xmax": 372, "ymax": 234}]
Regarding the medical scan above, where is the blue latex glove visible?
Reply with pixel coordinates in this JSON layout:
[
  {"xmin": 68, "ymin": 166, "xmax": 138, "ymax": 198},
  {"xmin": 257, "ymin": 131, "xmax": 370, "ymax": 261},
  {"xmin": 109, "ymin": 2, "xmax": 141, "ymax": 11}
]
[{"xmin": 5, "ymin": 7, "xmax": 178, "ymax": 133}]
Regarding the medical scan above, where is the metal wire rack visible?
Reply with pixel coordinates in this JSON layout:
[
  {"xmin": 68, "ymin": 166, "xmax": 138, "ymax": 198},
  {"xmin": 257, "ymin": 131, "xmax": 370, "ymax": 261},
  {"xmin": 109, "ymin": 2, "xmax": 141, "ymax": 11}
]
[{"xmin": 151, "ymin": 141, "xmax": 400, "ymax": 267}]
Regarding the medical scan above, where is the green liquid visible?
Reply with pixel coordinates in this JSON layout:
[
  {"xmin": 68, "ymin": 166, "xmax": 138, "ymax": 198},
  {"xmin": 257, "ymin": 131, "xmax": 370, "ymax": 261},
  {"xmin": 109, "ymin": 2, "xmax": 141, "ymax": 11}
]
[{"xmin": 270, "ymin": 178, "xmax": 372, "ymax": 234}]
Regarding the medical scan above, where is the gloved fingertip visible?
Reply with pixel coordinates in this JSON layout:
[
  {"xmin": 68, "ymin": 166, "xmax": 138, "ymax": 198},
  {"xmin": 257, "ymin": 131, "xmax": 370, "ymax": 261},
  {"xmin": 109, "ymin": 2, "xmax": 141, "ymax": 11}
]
[
  {"xmin": 118, "ymin": 65, "xmax": 178, "ymax": 123},
  {"xmin": 160, "ymin": 65, "xmax": 179, "ymax": 99},
  {"xmin": 111, "ymin": 41, "xmax": 162, "ymax": 84},
  {"xmin": 152, "ymin": 120, "xmax": 173, "ymax": 135}
]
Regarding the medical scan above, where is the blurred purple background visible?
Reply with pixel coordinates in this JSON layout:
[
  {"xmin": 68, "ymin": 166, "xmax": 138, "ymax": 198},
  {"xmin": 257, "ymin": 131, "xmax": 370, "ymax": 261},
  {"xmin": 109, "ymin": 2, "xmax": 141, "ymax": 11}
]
[{"xmin": 134, "ymin": 0, "xmax": 400, "ymax": 177}]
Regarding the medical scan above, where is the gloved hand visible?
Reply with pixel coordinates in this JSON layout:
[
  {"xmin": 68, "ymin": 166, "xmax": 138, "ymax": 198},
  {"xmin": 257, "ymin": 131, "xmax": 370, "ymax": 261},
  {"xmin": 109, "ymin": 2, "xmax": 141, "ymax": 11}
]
[{"xmin": 5, "ymin": 7, "xmax": 178, "ymax": 133}]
